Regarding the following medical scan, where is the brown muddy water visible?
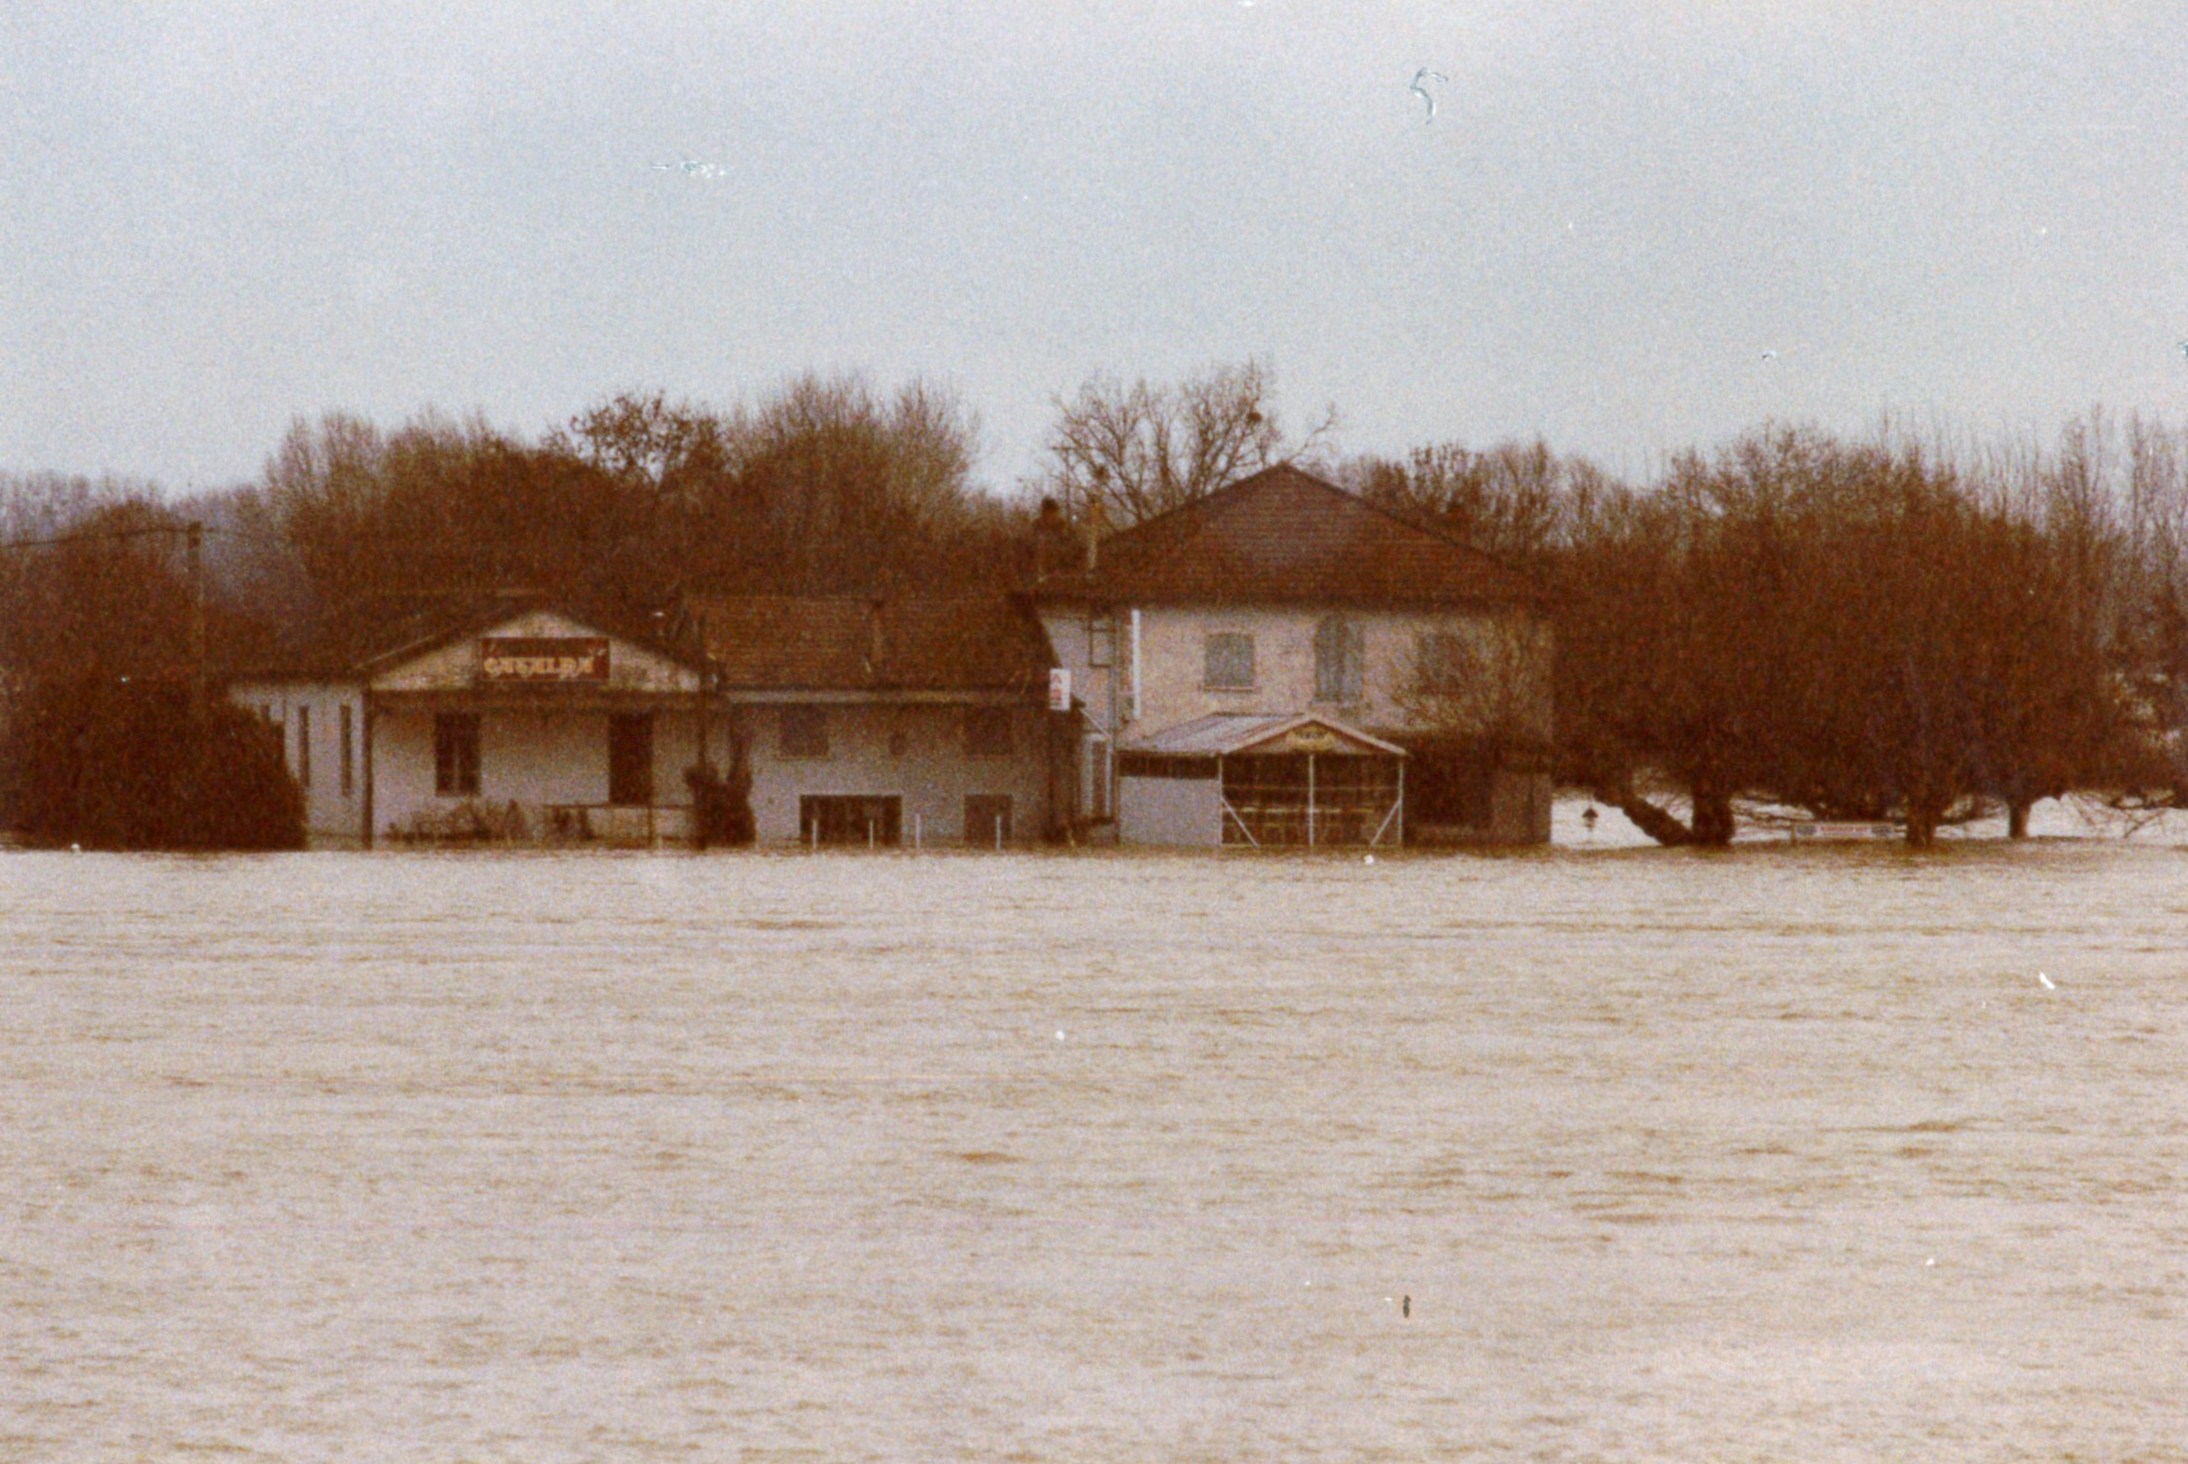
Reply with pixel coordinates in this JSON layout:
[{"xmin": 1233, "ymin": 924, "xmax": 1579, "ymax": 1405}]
[{"xmin": 4, "ymin": 830, "xmax": 2187, "ymax": 1460}]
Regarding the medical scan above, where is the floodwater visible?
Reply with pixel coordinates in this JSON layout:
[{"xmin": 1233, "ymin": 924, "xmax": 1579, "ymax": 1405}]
[{"xmin": 5, "ymin": 824, "xmax": 2188, "ymax": 1460}]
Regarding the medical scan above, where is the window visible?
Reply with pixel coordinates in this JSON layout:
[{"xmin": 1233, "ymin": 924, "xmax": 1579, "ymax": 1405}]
[
  {"xmin": 609, "ymin": 712, "xmax": 654, "ymax": 806},
  {"xmin": 779, "ymin": 706, "xmax": 828, "ymax": 759},
  {"xmin": 1315, "ymin": 616, "xmax": 1364, "ymax": 703},
  {"xmin": 339, "ymin": 704, "xmax": 354, "ymax": 797},
  {"xmin": 1088, "ymin": 617, "xmax": 1116, "ymax": 668},
  {"xmin": 1204, "ymin": 632, "xmax": 1255, "ymax": 690},
  {"xmin": 964, "ymin": 794, "xmax": 1012, "ymax": 846},
  {"xmin": 296, "ymin": 705, "xmax": 311, "ymax": 788},
  {"xmin": 964, "ymin": 706, "xmax": 1014, "ymax": 757},
  {"xmin": 1417, "ymin": 630, "xmax": 1468, "ymax": 693},
  {"xmin": 435, "ymin": 712, "xmax": 481, "ymax": 796}
]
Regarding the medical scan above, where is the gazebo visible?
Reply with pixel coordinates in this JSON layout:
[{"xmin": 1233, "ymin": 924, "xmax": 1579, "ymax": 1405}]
[{"xmin": 1115, "ymin": 713, "xmax": 1406, "ymax": 848}]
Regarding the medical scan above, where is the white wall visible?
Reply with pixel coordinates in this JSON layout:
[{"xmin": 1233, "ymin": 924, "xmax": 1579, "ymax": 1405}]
[
  {"xmin": 728, "ymin": 701, "xmax": 1053, "ymax": 845},
  {"xmin": 227, "ymin": 679, "xmax": 365, "ymax": 845},
  {"xmin": 373, "ymin": 704, "xmax": 704, "ymax": 843},
  {"xmin": 1126, "ymin": 605, "xmax": 1549, "ymax": 739},
  {"xmin": 1117, "ymin": 774, "xmax": 1221, "ymax": 846}
]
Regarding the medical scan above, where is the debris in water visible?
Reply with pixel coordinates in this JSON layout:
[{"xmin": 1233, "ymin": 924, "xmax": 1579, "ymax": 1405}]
[{"xmin": 2039, "ymin": 972, "xmax": 2056, "ymax": 990}]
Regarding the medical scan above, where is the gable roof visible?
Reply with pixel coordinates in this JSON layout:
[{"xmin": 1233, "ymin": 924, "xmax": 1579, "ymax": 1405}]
[
  {"xmin": 1034, "ymin": 463, "xmax": 1542, "ymax": 609},
  {"xmin": 689, "ymin": 594, "xmax": 1054, "ymax": 695},
  {"xmin": 229, "ymin": 592, "xmax": 697, "ymax": 685}
]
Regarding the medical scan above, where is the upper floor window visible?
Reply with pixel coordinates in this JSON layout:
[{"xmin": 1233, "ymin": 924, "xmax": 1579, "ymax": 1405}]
[
  {"xmin": 1314, "ymin": 616, "xmax": 1364, "ymax": 703},
  {"xmin": 964, "ymin": 706, "xmax": 1014, "ymax": 757},
  {"xmin": 1204, "ymin": 632, "xmax": 1255, "ymax": 690},
  {"xmin": 779, "ymin": 705, "xmax": 829, "ymax": 759},
  {"xmin": 1416, "ymin": 630, "xmax": 1469, "ymax": 693}
]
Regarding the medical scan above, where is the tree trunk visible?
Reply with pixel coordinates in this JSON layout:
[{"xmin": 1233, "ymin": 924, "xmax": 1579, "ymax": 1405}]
[
  {"xmin": 2007, "ymin": 799, "xmax": 2031, "ymax": 839},
  {"xmin": 1904, "ymin": 794, "xmax": 1942, "ymax": 849},
  {"xmin": 1593, "ymin": 785, "xmax": 1733, "ymax": 847},
  {"xmin": 1689, "ymin": 784, "xmax": 1737, "ymax": 846}
]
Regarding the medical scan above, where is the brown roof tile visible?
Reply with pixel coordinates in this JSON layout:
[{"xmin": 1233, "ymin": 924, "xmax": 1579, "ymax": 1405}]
[
  {"xmin": 690, "ymin": 594, "xmax": 1053, "ymax": 694},
  {"xmin": 1035, "ymin": 463, "xmax": 1542, "ymax": 608}
]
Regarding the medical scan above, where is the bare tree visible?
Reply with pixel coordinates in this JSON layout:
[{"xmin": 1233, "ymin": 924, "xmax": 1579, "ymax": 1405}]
[{"xmin": 1033, "ymin": 359, "xmax": 1336, "ymax": 526}]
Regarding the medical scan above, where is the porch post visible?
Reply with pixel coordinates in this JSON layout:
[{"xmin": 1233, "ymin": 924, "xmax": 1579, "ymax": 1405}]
[
  {"xmin": 1307, "ymin": 753, "xmax": 1316, "ymax": 848},
  {"xmin": 360, "ymin": 687, "xmax": 374, "ymax": 849},
  {"xmin": 1396, "ymin": 758, "xmax": 1405, "ymax": 847}
]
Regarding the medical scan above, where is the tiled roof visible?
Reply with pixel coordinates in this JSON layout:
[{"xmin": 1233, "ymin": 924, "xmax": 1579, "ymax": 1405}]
[
  {"xmin": 1035, "ymin": 463, "xmax": 1542, "ymax": 608},
  {"xmin": 230, "ymin": 592, "xmax": 693, "ymax": 683},
  {"xmin": 690, "ymin": 594, "xmax": 1054, "ymax": 694}
]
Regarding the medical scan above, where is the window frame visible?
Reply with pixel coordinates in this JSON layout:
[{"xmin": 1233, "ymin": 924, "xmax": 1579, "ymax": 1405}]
[
  {"xmin": 964, "ymin": 706, "xmax": 1015, "ymax": 758},
  {"xmin": 1314, "ymin": 616, "xmax": 1364, "ymax": 704},
  {"xmin": 779, "ymin": 705, "xmax": 829, "ymax": 760},
  {"xmin": 1203, "ymin": 631, "xmax": 1256, "ymax": 691}
]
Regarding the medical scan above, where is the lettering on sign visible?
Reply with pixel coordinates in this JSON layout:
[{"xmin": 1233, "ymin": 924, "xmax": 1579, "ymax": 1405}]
[
  {"xmin": 1284, "ymin": 725, "xmax": 1342, "ymax": 754},
  {"xmin": 1048, "ymin": 668, "xmax": 1073, "ymax": 712},
  {"xmin": 480, "ymin": 637, "xmax": 611, "ymax": 682}
]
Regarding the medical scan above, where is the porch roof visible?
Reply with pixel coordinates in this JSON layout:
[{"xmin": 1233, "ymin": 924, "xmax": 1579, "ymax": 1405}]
[{"xmin": 1121, "ymin": 712, "xmax": 1407, "ymax": 758}]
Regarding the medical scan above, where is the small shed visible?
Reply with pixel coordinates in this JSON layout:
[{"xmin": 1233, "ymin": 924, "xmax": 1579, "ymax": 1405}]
[{"xmin": 1116, "ymin": 713, "xmax": 1406, "ymax": 848}]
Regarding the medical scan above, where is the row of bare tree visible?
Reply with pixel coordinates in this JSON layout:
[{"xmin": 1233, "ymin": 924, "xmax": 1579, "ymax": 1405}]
[
  {"xmin": 8, "ymin": 361, "xmax": 2188, "ymax": 846},
  {"xmin": 1352, "ymin": 416, "xmax": 2188, "ymax": 845}
]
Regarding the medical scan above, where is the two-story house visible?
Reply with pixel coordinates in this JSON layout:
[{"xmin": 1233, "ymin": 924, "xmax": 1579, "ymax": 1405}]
[{"xmin": 1033, "ymin": 464, "xmax": 1553, "ymax": 846}]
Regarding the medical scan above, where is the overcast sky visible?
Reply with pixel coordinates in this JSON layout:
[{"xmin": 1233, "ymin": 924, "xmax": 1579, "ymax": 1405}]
[{"xmin": 7, "ymin": 2, "xmax": 2187, "ymax": 495}]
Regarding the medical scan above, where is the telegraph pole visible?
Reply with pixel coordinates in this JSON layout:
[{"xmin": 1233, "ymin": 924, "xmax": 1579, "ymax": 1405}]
[{"xmin": 186, "ymin": 520, "xmax": 207, "ymax": 708}]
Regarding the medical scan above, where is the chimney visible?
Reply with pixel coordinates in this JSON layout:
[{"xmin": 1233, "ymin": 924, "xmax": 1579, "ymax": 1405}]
[
  {"xmin": 1033, "ymin": 496, "xmax": 1066, "ymax": 584},
  {"xmin": 1084, "ymin": 493, "xmax": 1105, "ymax": 572}
]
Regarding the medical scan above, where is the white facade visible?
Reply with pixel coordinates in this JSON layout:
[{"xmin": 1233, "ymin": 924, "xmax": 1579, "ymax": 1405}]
[
  {"xmin": 1043, "ymin": 603, "xmax": 1549, "ymax": 743},
  {"xmin": 1116, "ymin": 769, "xmax": 1223, "ymax": 846},
  {"xmin": 1042, "ymin": 601, "xmax": 1552, "ymax": 844},
  {"xmin": 227, "ymin": 678, "xmax": 368, "ymax": 845},
  {"xmin": 726, "ymin": 698, "xmax": 1054, "ymax": 847},
  {"xmin": 229, "ymin": 606, "xmax": 1057, "ymax": 849}
]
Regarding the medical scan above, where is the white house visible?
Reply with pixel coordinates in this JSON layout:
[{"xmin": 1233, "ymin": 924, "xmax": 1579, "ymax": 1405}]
[
  {"xmin": 230, "ymin": 592, "xmax": 1066, "ymax": 850},
  {"xmin": 230, "ymin": 597, "xmax": 711, "ymax": 847},
  {"xmin": 1033, "ymin": 464, "xmax": 1554, "ymax": 846}
]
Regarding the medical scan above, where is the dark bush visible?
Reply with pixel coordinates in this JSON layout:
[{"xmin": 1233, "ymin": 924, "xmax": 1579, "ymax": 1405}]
[{"xmin": 5, "ymin": 676, "xmax": 303, "ymax": 850}]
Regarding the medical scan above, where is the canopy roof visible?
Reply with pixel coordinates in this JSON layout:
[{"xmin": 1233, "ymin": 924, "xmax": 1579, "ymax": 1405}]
[{"xmin": 1121, "ymin": 712, "xmax": 1406, "ymax": 759}]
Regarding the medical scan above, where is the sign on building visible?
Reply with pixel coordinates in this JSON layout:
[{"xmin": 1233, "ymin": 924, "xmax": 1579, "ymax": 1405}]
[
  {"xmin": 1048, "ymin": 667, "xmax": 1073, "ymax": 712},
  {"xmin": 480, "ymin": 637, "xmax": 611, "ymax": 682}
]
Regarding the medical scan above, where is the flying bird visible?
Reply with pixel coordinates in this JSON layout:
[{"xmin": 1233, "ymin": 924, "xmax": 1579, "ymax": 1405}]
[
  {"xmin": 1761, "ymin": 350, "xmax": 1779, "ymax": 361},
  {"xmin": 1409, "ymin": 68, "xmax": 1449, "ymax": 123},
  {"xmin": 653, "ymin": 158, "xmax": 722, "ymax": 179}
]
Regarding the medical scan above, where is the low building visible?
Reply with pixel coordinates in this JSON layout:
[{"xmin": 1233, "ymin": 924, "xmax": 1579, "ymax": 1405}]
[
  {"xmin": 1034, "ymin": 464, "xmax": 1554, "ymax": 846},
  {"xmin": 687, "ymin": 595, "xmax": 1060, "ymax": 847},
  {"xmin": 230, "ymin": 597, "xmax": 710, "ymax": 847}
]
